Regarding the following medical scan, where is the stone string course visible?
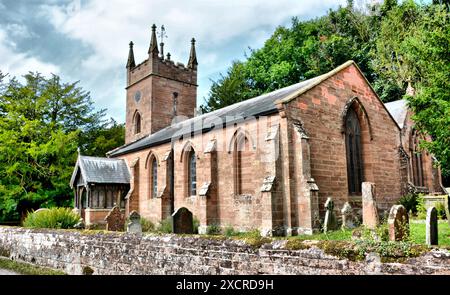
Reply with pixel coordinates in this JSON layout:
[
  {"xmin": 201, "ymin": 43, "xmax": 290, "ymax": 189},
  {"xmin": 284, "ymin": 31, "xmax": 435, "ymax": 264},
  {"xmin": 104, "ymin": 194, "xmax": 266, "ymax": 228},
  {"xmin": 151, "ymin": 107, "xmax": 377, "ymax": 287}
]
[{"xmin": 0, "ymin": 226, "xmax": 449, "ymax": 275}]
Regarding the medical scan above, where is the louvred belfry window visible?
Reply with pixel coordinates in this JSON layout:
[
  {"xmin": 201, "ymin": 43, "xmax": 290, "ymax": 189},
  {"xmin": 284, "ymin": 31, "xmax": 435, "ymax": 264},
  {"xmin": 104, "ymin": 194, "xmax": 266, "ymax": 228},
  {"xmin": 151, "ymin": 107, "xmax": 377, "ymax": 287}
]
[{"xmin": 345, "ymin": 108, "xmax": 363, "ymax": 194}]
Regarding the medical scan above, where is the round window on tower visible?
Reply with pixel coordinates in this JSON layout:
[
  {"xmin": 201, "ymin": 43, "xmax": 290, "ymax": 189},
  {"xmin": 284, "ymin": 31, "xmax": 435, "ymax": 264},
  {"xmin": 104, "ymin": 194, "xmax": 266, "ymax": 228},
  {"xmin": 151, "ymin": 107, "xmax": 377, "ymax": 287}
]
[{"xmin": 134, "ymin": 91, "xmax": 142, "ymax": 103}]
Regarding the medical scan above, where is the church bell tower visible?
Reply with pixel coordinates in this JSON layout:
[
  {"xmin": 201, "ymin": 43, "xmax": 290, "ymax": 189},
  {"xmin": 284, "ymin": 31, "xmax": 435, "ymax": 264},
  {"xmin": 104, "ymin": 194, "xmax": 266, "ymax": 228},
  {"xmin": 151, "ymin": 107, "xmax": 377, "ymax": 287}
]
[{"xmin": 125, "ymin": 24, "xmax": 198, "ymax": 144}]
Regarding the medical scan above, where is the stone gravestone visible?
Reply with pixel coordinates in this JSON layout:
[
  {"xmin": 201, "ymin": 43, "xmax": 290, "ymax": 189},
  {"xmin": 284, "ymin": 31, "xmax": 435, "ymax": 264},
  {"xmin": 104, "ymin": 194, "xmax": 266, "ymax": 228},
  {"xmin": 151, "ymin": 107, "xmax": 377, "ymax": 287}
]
[
  {"xmin": 362, "ymin": 182, "xmax": 379, "ymax": 229},
  {"xmin": 388, "ymin": 205, "xmax": 409, "ymax": 241},
  {"xmin": 105, "ymin": 206, "xmax": 125, "ymax": 232},
  {"xmin": 127, "ymin": 210, "xmax": 142, "ymax": 234},
  {"xmin": 172, "ymin": 207, "xmax": 193, "ymax": 234},
  {"xmin": 323, "ymin": 197, "xmax": 337, "ymax": 233},
  {"xmin": 341, "ymin": 202, "xmax": 356, "ymax": 230},
  {"xmin": 426, "ymin": 207, "xmax": 438, "ymax": 246}
]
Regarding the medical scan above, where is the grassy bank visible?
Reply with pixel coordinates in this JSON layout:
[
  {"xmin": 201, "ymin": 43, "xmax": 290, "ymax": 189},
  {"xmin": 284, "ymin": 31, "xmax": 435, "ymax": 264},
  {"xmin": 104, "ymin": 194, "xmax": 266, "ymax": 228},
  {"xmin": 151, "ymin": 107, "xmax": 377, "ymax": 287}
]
[
  {"xmin": 409, "ymin": 221, "xmax": 450, "ymax": 245},
  {"xmin": 0, "ymin": 257, "xmax": 66, "ymax": 275}
]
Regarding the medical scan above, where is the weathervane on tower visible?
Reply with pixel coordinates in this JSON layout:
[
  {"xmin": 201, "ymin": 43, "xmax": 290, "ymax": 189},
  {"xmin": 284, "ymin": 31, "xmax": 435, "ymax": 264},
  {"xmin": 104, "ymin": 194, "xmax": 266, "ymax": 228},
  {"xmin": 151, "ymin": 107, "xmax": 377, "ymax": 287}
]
[{"xmin": 159, "ymin": 25, "xmax": 167, "ymax": 59}]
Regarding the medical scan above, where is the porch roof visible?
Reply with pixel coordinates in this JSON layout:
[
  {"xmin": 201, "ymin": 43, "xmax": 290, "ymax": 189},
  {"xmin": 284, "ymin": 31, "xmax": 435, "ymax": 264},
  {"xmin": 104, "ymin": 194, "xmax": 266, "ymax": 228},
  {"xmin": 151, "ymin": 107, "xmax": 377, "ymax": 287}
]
[{"xmin": 70, "ymin": 155, "xmax": 130, "ymax": 188}]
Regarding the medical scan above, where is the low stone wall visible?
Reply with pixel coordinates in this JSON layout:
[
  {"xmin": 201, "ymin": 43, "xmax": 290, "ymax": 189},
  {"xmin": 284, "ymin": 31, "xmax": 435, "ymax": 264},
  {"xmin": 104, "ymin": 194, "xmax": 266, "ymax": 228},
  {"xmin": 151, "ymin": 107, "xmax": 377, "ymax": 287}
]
[{"xmin": 0, "ymin": 226, "xmax": 449, "ymax": 275}]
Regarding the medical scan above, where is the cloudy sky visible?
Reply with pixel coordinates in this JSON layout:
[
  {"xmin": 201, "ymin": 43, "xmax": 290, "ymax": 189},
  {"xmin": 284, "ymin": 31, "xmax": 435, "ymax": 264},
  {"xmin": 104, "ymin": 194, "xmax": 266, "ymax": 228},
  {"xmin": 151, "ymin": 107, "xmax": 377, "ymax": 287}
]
[{"xmin": 0, "ymin": 0, "xmax": 349, "ymax": 123}]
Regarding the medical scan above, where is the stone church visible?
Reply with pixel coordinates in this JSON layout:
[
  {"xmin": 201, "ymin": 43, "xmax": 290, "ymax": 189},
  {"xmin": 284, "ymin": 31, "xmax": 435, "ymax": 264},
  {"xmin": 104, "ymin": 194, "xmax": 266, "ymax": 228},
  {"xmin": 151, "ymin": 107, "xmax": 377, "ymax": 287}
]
[{"xmin": 70, "ymin": 25, "xmax": 444, "ymax": 235}]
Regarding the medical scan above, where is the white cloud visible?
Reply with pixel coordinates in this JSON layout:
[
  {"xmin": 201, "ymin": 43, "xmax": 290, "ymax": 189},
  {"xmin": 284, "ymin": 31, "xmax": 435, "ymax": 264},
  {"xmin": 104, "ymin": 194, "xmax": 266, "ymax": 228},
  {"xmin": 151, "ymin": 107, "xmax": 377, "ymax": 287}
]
[
  {"xmin": 0, "ymin": 29, "xmax": 59, "ymax": 78},
  {"xmin": 37, "ymin": 0, "xmax": 346, "ymax": 121},
  {"xmin": 5, "ymin": 23, "xmax": 37, "ymax": 39},
  {"xmin": 41, "ymin": 0, "xmax": 346, "ymax": 60}
]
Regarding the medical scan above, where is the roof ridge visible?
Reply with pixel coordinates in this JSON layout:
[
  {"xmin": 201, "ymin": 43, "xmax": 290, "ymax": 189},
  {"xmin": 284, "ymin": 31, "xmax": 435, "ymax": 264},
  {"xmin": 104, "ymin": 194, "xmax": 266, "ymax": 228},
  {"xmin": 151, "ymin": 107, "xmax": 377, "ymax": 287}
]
[
  {"xmin": 108, "ymin": 76, "xmax": 319, "ymax": 157},
  {"xmin": 108, "ymin": 60, "xmax": 385, "ymax": 157},
  {"xmin": 275, "ymin": 60, "xmax": 355, "ymax": 105},
  {"xmin": 80, "ymin": 155, "xmax": 125, "ymax": 161}
]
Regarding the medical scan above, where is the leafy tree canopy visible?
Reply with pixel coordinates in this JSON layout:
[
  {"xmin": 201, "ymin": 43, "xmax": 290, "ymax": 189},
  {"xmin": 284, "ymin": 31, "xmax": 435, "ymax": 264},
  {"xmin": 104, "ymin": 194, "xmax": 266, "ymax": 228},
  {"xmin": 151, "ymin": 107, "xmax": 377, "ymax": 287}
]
[
  {"xmin": 0, "ymin": 73, "xmax": 124, "ymax": 221},
  {"xmin": 202, "ymin": 0, "xmax": 449, "ymax": 175}
]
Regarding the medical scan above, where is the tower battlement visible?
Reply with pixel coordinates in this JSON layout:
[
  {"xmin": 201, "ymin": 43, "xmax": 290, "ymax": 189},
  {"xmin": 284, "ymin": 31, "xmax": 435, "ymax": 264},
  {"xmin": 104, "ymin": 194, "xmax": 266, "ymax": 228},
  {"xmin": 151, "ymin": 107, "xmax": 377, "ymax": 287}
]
[{"xmin": 125, "ymin": 24, "xmax": 198, "ymax": 144}]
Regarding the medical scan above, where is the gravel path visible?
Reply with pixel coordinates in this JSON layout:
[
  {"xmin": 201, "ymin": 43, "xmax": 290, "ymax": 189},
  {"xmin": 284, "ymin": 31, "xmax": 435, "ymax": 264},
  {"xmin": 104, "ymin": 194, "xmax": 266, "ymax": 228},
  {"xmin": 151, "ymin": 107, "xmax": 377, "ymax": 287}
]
[{"xmin": 0, "ymin": 269, "xmax": 19, "ymax": 275}]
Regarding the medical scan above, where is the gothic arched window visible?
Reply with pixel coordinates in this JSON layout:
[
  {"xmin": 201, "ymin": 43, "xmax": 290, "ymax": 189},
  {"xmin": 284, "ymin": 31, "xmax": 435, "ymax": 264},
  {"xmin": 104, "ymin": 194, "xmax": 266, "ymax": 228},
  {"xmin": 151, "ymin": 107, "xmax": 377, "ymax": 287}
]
[
  {"xmin": 233, "ymin": 133, "xmax": 252, "ymax": 195},
  {"xmin": 345, "ymin": 108, "xmax": 363, "ymax": 194},
  {"xmin": 134, "ymin": 112, "xmax": 141, "ymax": 134},
  {"xmin": 151, "ymin": 157, "xmax": 158, "ymax": 198},
  {"xmin": 411, "ymin": 130, "xmax": 424, "ymax": 187},
  {"xmin": 188, "ymin": 151, "xmax": 197, "ymax": 196}
]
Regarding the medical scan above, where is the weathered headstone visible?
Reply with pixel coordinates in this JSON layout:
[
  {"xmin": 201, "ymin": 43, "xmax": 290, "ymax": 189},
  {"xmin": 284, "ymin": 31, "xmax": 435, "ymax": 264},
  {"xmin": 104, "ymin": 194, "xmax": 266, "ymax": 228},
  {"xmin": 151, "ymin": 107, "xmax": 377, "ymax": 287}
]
[
  {"xmin": 172, "ymin": 207, "xmax": 193, "ymax": 234},
  {"xmin": 388, "ymin": 205, "xmax": 409, "ymax": 241},
  {"xmin": 127, "ymin": 210, "xmax": 142, "ymax": 234},
  {"xmin": 105, "ymin": 206, "xmax": 125, "ymax": 232},
  {"xmin": 426, "ymin": 207, "xmax": 438, "ymax": 246},
  {"xmin": 323, "ymin": 197, "xmax": 337, "ymax": 233},
  {"xmin": 362, "ymin": 182, "xmax": 379, "ymax": 229},
  {"xmin": 341, "ymin": 202, "xmax": 356, "ymax": 230}
]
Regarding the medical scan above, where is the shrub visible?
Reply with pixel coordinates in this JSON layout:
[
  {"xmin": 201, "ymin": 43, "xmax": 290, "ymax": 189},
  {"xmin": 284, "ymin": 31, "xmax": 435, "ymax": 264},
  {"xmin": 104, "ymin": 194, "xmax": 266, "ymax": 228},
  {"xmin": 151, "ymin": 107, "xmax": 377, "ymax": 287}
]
[
  {"xmin": 23, "ymin": 208, "xmax": 80, "ymax": 229},
  {"xmin": 193, "ymin": 217, "xmax": 200, "ymax": 234},
  {"xmin": 357, "ymin": 224, "xmax": 389, "ymax": 243},
  {"xmin": 224, "ymin": 226, "xmax": 238, "ymax": 237},
  {"xmin": 353, "ymin": 239, "xmax": 428, "ymax": 262},
  {"xmin": 416, "ymin": 195, "xmax": 427, "ymax": 219},
  {"xmin": 398, "ymin": 193, "xmax": 418, "ymax": 214},
  {"xmin": 435, "ymin": 202, "xmax": 447, "ymax": 220},
  {"xmin": 206, "ymin": 224, "xmax": 221, "ymax": 235},
  {"xmin": 157, "ymin": 217, "xmax": 173, "ymax": 233},
  {"xmin": 140, "ymin": 218, "xmax": 155, "ymax": 232},
  {"xmin": 375, "ymin": 223, "xmax": 390, "ymax": 242},
  {"xmin": 239, "ymin": 229, "xmax": 271, "ymax": 248}
]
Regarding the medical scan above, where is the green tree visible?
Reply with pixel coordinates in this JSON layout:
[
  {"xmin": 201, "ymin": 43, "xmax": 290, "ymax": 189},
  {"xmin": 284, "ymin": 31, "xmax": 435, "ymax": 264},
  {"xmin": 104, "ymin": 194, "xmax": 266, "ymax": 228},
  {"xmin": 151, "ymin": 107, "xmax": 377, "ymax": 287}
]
[
  {"xmin": 201, "ymin": 61, "xmax": 255, "ymax": 113},
  {"xmin": 402, "ymin": 5, "xmax": 450, "ymax": 176},
  {"xmin": 202, "ymin": 1, "xmax": 383, "ymax": 112},
  {"xmin": 82, "ymin": 118, "xmax": 125, "ymax": 157},
  {"xmin": 202, "ymin": 0, "xmax": 448, "ymax": 174},
  {"xmin": 0, "ymin": 73, "xmax": 108, "ymax": 222}
]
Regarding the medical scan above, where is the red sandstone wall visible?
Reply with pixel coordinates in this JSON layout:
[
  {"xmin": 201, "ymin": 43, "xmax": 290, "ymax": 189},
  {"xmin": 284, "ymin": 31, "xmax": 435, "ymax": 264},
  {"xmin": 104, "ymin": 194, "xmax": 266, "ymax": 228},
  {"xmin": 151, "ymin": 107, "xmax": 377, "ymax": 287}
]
[
  {"xmin": 118, "ymin": 62, "xmax": 417, "ymax": 234},
  {"xmin": 284, "ymin": 64, "xmax": 403, "ymax": 215},
  {"xmin": 150, "ymin": 75, "xmax": 196, "ymax": 133},
  {"xmin": 117, "ymin": 114, "xmax": 281, "ymax": 232}
]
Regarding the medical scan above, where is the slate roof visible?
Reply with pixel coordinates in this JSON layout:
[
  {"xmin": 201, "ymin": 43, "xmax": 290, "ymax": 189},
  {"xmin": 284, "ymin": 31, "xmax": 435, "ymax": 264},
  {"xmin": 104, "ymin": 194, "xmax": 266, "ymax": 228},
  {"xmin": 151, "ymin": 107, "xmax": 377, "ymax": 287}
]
[
  {"xmin": 108, "ymin": 75, "xmax": 321, "ymax": 157},
  {"xmin": 70, "ymin": 155, "xmax": 130, "ymax": 187},
  {"xmin": 384, "ymin": 99, "xmax": 408, "ymax": 129},
  {"xmin": 108, "ymin": 60, "xmax": 400, "ymax": 157}
]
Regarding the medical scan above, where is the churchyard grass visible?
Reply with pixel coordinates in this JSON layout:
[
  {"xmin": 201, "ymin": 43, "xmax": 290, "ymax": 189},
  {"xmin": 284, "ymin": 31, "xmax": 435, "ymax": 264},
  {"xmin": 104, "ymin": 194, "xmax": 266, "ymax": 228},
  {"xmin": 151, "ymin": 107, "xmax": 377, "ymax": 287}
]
[
  {"xmin": 293, "ymin": 223, "xmax": 449, "ymax": 246},
  {"xmin": 409, "ymin": 221, "xmax": 450, "ymax": 245},
  {"xmin": 0, "ymin": 257, "xmax": 66, "ymax": 275}
]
